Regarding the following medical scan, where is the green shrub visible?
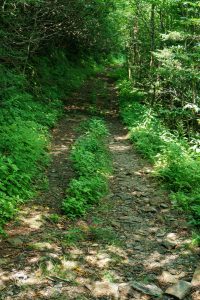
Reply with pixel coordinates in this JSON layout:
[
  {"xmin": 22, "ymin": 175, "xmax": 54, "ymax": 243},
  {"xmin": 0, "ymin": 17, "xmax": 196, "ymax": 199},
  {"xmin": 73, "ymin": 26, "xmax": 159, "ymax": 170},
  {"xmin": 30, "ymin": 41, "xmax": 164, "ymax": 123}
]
[
  {"xmin": 62, "ymin": 197, "xmax": 87, "ymax": 219},
  {"xmin": 68, "ymin": 176, "xmax": 108, "ymax": 204},
  {"xmin": 0, "ymin": 120, "xmax": 49, "ymax": 233},
  {"xmin": 79, "ymin": 118, "xmax": 109, "ymax": 137},
  {"xmin": 71, "ymin": 138, "xmax": 110, "ymax": 176},
  {"xmin": 70, "ymin": 119, "xmax": 110, "ymax": 177},
  {"xmin": 0, "ymin": 193, "xmax": 19, "ymax": 234},
  {"xmin": 63, "ymin": 227, "xmax": 87, "ymax": 244},
  {"xmin": 155, "ymin": 143, "xmax": 200, "ymax": 192},
  {"xmin": 118, "ymin": 79, "xmax": 146, "ymax": 105},
  {"xmin": 121, "ymin": 100, "xmax": 167, "ymax": 160},
  {"xmin": 106, "ymin": 65, "xmax": 127, "ymax": 81},
  {"xmin": 118, "ymin": 79, "xmax": 200, "ymax": 228},
  {"xmin": 2, "ymin": 94, "xmax": 63, "ymax": 127},
  {"xmin": 0, "ymin": 51, "xmax": 100, "ymax": 233},
  {"xmin": 171, "ymin": 191, "xmax": 200, "ymax": 227},
  {"xmin": 62, "ymin": 118, "xmax": 111, "ymax": 218},
  {"xmin": 33, "ymin": 51, "xmax": 103, "ymax": 100}
]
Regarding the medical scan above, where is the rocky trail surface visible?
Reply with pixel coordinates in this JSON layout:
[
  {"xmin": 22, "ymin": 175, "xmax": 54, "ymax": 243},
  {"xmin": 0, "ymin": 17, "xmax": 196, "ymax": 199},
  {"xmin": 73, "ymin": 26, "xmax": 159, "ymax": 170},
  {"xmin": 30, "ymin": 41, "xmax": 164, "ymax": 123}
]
[{"xmin": 0, "ymin": 74, "xmax": 199, "ymax": 300}]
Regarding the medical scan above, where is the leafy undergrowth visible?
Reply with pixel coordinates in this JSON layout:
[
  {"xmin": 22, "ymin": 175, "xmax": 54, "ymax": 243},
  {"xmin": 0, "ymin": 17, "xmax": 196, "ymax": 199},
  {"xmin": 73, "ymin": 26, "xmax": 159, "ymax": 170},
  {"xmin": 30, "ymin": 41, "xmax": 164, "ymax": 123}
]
[
  {"xmin": 33, "ymin": 51, "xmax": 103, "ymax": 101},
  {"xmin": 117, "ymin": 78, "xmax": 200, "ymax": 231},
  {"xmin": 62, "ymin": 118, "xmax": 112, "ymax": 218},
  {"xmin": 0, "ymin": 52, "xmax": 101, "ymax": 234}
]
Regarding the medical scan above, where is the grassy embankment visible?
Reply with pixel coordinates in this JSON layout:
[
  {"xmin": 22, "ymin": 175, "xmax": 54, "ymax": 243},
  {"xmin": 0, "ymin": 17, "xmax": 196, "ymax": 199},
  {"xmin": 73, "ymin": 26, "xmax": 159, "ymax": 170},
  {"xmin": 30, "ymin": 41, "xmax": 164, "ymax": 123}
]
[{"xmin": 0, "ymin": 51, "xmax": 102, "ymax": 234}]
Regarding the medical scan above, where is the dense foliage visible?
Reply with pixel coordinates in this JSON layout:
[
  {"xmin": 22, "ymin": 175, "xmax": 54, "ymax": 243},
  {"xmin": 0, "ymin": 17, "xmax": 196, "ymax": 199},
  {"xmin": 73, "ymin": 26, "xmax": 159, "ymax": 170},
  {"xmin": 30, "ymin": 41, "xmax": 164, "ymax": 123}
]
[
  {"xmin": 113, "ymin": 73, "xmax": 200, "ymax": 229},
  {"xmin": 0, "ymin": 0, "xmax": 119, "ymax": 232},
  {"xmin": 123, "ymin": 0, "xmax": 200, "ymax": 134},
  {"xmin": 62, "ymin": 119, "xmax": 111, "ymax": 218},
  {"xmin": 0, "ymin": 0, "xmax": 199, "ymax": 233}
]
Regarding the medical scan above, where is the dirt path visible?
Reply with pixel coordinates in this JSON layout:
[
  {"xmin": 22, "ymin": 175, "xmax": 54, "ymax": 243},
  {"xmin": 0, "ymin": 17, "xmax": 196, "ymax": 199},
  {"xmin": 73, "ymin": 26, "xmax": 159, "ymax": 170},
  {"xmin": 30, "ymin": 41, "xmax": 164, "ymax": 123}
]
[{"xmin": 0, "ymin": 75, "xmax": 199, "ymax": 300}]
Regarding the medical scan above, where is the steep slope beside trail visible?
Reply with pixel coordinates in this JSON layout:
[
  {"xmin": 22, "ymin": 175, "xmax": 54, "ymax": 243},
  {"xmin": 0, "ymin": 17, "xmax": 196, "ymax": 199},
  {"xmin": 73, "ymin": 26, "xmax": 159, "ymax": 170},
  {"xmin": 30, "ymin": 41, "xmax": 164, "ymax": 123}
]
[{"xmin": 0, "ymin": 74, "xmax": 199, "ymax": 300}]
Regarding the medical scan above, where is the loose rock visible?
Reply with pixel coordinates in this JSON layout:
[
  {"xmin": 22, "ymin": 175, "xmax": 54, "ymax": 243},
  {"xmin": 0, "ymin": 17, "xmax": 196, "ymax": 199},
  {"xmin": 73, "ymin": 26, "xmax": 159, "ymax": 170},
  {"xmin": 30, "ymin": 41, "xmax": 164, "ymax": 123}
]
[
  {"xmin": 0, "ymin": 258, "xmax": 9, "ymax": 265},
  {"xmin": 130, "ymin": 281, "xmax": 163, "ymax": 297},
  {"xmin": 165, "ymin": 280, "xmax": 191, "ymax": 300},
  {"xmin": 144, "ymin": 207, "xmax": 157, "ymax": 213},
  {"xmin": 162, "ymin": 240, "xmax": 177, "ymax": 250},
  {"xmin": 89, "ymin": 281, "xmax": 119, "ymax": 299},
  {"xmin": 7, "ymin": 237, "xmax": 24, "ymax": 247},
  {"xmin": 118, "ymin": 283, "xmax": 132, "ymax": 300},
  {"xmin": 192, "ymin": 265, "xmax": 200, "ymax": 287},
  {"xmin": 160, "ymin": 203, "xmax": 169, "ymax": 209},
  {"xmin": 158, "ymin": 271, "xmax": 179, "ymax": 284},
  {"xmin": 133, "ymin": 245, "xmax": 144, "ymax": 251},
  {"xmin": 111, "ymin": 220, "xmax": 121, "ymax": 228},
  {"xmin": 0, "ymin": 279, "xmax": 6, "ymax": 291}
]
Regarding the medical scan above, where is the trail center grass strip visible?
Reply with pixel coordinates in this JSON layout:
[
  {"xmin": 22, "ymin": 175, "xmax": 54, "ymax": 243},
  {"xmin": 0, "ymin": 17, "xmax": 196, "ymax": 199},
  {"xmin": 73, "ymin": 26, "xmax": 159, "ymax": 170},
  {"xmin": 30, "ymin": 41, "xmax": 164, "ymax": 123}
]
[{"xmin": 62, "ymin": 118, "xmax": 112, "ymax": 218}]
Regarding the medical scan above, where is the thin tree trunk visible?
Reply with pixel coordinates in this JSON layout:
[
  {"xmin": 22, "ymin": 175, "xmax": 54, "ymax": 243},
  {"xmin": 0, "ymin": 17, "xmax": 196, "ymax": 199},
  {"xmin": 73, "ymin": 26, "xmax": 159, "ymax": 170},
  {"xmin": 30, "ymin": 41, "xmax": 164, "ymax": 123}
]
[{"xmin": 150, "ymin": 3, "xmax": 155, "ymax": 67}]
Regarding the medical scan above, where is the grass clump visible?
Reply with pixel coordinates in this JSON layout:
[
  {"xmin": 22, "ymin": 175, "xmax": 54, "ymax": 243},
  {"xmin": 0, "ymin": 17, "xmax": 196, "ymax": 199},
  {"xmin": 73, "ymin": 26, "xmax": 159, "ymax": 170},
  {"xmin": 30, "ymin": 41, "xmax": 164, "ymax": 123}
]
[
  {"xmin": 62, "ymin": 118, "xmax": 111, "ymax": 218},
  {"xmin": 118, "ymin": 78, "xmax": 200, "ymax": 230}
]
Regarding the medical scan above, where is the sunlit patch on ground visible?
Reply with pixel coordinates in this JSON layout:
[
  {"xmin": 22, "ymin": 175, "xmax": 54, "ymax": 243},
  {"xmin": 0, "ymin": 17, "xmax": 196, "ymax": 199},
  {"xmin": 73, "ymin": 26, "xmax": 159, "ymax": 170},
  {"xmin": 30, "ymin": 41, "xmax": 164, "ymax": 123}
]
[
  {"xmin": 20, "ymin": 208, "xmax": 45, "ymax": 230},
  {"xmin": 109, "ymin": 144, "xmax": 132, "ymax": 152}
]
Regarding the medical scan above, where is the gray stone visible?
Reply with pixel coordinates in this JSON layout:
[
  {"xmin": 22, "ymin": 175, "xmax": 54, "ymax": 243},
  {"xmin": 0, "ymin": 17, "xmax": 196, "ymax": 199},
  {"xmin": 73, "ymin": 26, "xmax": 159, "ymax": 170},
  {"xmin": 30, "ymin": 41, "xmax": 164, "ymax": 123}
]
[
  {"xmin": 160, "ymin": 203, "xmax": 169, "ymax": 208},
  {"xmin": 145, "ymin": 207, "xmax": 157, "ymax": 213},
  {"xmin": 90, "ymin": 281, "xmax": 119, "ymax": 299},
  {"xmin": 0, "ymin": 258, "xmax": 9, "ymax": 265},
  {"xmin": 137, "ymin": 230, "xmax": 147, "ymax": 236},
  {"xmin": 166, "ymin": 232, "xmax": 177, "ymax": 240},
  {"xmin": 158, "ymin": 271, "xmax": 179, "ymax": 284},
  {"xmin": 162, "ymin": 232, "xmax": 179, "ymax": 249},
  {"xmin": 133, "ymin": 245, "xmax": 144, "ymax": 251},
  {"xmin": 168, "ymin": 269, "xmax": 179, "ymax": 275},
  {"xmin": 192, "ymin": 265, "xmax": 200, "ymax": 287},
  {"xmin": 162, "ymin": 240, "xmax": 176, "ymax": 250},
  {"xmin": 12, "ymin": 270, "xmax": 29, "ymax": 282},
  {"xmin": 130, "ymin": 281, "xmax": 163, "ymax": 297},
  {"xmin": 7, "ymin": 237, "xmax": 24, "ymax": 247},
  {"xmin": 133, "ymin": 234, "xmax": 141, "ymax": 242},
  {"xmin": 111, "ymin": 221, "xmax": 121, "ymax": 228},
  {"xmin": 118, "ymin": 283, "xmax": 132, "ymax": 299},
  {"xmin": 165, "ymin": 281, "xmax": 191, "ymax": 299},
  {"xmin": 156, "ymin": 232, "xmax": 166, "ymax": 237}
]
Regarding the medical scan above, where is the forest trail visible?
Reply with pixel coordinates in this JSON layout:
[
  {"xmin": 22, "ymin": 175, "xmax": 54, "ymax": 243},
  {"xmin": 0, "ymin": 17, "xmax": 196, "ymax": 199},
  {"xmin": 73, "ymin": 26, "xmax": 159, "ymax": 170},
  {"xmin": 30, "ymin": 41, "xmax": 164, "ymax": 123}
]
[{"xmin": 0, "ymin": 74, "xmax": 199, "ymax": 300}]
